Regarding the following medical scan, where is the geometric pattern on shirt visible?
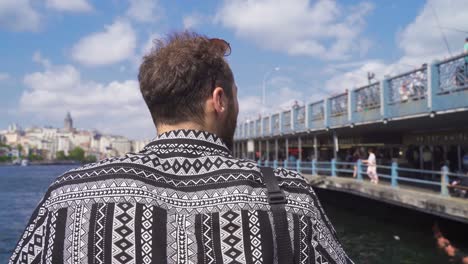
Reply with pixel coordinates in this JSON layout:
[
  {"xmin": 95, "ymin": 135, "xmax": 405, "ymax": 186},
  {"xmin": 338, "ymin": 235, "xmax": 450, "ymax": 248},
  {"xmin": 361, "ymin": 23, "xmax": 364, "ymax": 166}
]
[
  {"xmin": 247, "ymin": 210, "xmax": 263, "ymax": 263},
  {"xmin": 220, "ymin": 211, "xmax": 246, "ymax": 264},
  {"xmin": 140, "ymin": 204, "xmax": 153, "ymax": 264},
  {"xmin": 200, "ymin": 213, "xmax": 216, "ymax": 264},
  {"xmin": 168, "ymin": 214, "xmax": 196, "ymax": 264},
  {"xmin": 46, "ymin": 181, "xmax": 273, "ymax": 214},
  {"xmin": 113, "ymin": 203, "xmax": 136, "ymax": 264},
  {"xmin": 45, "ymin": 210, "xmax": 57, "ymax": 264}
]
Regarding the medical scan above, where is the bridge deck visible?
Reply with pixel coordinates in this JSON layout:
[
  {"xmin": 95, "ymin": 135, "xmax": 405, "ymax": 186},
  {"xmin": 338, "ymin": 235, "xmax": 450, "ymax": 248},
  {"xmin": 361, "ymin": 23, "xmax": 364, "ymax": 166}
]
[{"xmin": 305, "ymin": 174, "xmax": 468, "ymax": 224}]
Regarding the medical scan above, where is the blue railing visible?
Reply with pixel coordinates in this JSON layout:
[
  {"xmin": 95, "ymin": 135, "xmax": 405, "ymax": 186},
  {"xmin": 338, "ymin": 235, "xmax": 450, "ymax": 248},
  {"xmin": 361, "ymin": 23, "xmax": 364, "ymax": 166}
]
[
  {"xmin": 234, "ymin": 52, "xmax": 468, "ymax": 140},
  {"xmin": 256, "ymin": 159, "xmax": 468, "ymax": 197}
]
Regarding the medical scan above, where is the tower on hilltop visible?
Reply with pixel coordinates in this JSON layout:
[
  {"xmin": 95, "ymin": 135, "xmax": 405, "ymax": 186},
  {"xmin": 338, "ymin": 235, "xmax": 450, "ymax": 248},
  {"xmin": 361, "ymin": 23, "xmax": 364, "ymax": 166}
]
[{"xmin": 64, "ymin": 111, "xmax": 73, "ymax": 132}]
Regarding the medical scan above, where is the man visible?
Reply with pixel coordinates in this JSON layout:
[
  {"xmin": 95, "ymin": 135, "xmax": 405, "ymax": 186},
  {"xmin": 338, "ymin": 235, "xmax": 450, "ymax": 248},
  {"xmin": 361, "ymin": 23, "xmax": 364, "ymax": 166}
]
[
  {"xmin": 363, "ymin": 148, "xmax": 378, "ymax": 184},
  {"xmin": 10, "ymin": 32, "xmax": 352, "ymax": 264},
  {"xmin": 433, "ymin": 223, "xmax": 468, "ymax": 264}
]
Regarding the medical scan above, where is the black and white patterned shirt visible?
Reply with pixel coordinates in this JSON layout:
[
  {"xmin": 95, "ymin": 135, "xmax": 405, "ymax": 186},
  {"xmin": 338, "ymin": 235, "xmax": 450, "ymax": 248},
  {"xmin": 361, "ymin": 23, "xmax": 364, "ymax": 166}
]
[{"xmin": 10, "ymin": 130, "xmax": 353, "ymax": 264}]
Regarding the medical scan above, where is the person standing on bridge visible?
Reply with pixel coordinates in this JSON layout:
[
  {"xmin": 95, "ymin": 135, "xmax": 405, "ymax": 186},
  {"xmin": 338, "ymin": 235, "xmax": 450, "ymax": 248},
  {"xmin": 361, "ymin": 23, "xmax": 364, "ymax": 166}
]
[{"xmin": 363, "ymin": 148, "xmax": 379, "ymax": 184}]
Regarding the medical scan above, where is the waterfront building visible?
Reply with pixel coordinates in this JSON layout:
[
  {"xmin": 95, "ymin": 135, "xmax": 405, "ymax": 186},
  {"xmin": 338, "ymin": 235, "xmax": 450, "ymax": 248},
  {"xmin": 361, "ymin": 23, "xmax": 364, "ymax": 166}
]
[
  {"xmin": 0, "ymin": 112, "xmax": 150, "ymax": 161},
  {"xmin": 111, "ymin": 137, "xmax": 132, "ymax": 156},
  {"xmin": 132, "ymin": 139, "xmax": 151, "ymax": 152},
  {"xmin": 64, "ymin": 111, "xmax": 73, "ymax": 132}
]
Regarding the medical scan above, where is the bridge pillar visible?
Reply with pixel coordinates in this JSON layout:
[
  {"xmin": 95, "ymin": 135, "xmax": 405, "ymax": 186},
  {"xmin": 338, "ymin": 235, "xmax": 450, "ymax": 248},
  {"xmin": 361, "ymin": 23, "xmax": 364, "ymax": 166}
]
[
  {"xmin": 266, "ymin": 140, "xmax": 270, "ymax": 161},
  {"xmin": 258, "ymin": 140, "xmax": 262, "ymax": 161},
  {"xmin": 441, "ymin": 165, "xmax": 449, "ymax": 196},
  {"xmin": 333, "ymin": 131, "xmax": 338, "ymax": 160},
  {"xmin": 274, "ymin": 138, "xmax": 278, "ymax": 160},
  {"xmin": 298, "ymin": 136, "xmax": 302, "ymax": 161},
  {"xmin": 331, "ymin": 158, "xmax": 337, "ymax": 177},
  {"xmin": 312, "ymin": 159, "xmax": 317, "ymax": 175},
  {"xmin": 357, "ymin": 159, "xmax": 363, "ymax": 181},
  {"xmin": 240, "ymin": 141, "xmax": 244, "ymax": 158},
  {"xmin": 391, "ymin": 162, "xmax": 398, "ymax": 187},
  {"xmin": 313, "ymin": 135, "xmax": 318, "ymax": 160}
]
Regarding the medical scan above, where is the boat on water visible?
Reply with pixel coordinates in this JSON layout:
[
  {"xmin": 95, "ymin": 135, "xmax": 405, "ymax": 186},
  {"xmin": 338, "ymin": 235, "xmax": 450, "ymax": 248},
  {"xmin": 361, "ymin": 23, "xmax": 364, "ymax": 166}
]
[{"xmin": 20, "ymin": 159, "xmax": 29, "ymax": 166}]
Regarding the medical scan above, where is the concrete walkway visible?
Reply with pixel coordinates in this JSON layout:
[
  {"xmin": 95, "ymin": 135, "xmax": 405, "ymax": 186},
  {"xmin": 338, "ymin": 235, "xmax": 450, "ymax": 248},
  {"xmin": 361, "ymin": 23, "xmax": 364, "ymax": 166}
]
[{"xmin": 304, "ymin": 174, "xmax": 468, "ymax": 224}]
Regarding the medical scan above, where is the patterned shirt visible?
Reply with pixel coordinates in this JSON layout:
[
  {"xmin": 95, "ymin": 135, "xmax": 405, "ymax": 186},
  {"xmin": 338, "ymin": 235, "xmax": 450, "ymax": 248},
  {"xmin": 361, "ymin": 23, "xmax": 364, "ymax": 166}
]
[{"xmin": 10, "ymin": 130, "xmax": 352, "ymax": 264}]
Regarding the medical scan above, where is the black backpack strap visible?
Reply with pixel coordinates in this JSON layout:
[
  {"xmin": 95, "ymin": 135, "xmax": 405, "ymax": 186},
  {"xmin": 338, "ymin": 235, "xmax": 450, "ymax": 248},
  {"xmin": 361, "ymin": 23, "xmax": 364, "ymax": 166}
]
[{"xmin": 260, "ymin": 166, "xmax": 294, "ymax": 264}]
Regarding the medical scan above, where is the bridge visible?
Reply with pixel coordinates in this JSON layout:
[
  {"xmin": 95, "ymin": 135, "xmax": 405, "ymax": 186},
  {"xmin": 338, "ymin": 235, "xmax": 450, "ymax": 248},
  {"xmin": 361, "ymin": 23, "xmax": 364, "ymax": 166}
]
[{"xmin": 233, "ymin": 52, "xmax": 468, "ymax": 223}]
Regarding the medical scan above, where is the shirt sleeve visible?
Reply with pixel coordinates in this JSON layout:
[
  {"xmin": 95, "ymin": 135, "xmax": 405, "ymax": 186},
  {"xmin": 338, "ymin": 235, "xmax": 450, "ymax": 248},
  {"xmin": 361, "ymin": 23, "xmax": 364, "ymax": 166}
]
[{"xmin": 9, "ymin": 196, "xmax": 50, "ymax": 264}]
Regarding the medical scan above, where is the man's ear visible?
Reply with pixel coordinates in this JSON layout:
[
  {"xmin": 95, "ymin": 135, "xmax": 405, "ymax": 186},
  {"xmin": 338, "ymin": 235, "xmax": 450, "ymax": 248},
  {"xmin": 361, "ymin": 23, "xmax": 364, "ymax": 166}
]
[{"xmin": 212, "ymin": 87, "xmax": 227, "ymax": 114}]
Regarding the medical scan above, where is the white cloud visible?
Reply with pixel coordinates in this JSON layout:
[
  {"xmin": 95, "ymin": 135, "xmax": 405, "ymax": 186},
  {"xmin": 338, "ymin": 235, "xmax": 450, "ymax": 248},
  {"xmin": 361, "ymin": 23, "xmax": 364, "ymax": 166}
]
[
  {"xmin": 71, "ymin": 20, "xmax": 137, "ymax": 66},
  {"xmin": 238, "ymin": 76, "xmax": 311, "ymax": 120},
  {"xmin": 20, "ymin": 57, "xmax": 154, "ymax": 139},
  {"xmin": 33, "ymin": 51, "xmax": 52, "ymax": 68},
  {"xmin": 126, "ymin": 0, "xmax": 161, "ymax": 23},
  {"xmin": 183, "ymin": 13, "xmax": 204, "ymax": 29},
  {"xmin": 398, "ymin": 0, "xmax": 467, "ymax": 60},
  {"xmin": 45, "ymin": 0, "xmax": 93, "ymax": 12},
  {"xmin": 215, "ymin": 0, "xmax": 373, "ymax": 60},
  {"xmin": 322, "ymin": 0, "xmax": 468, "ymax": 92},
  {"xmin": 0, "ymin": 0, "xmax": 40, "ymax": 32},
  {"xmin": 0, "ymin": 72, "xmax": 10, "ymax": 81}
]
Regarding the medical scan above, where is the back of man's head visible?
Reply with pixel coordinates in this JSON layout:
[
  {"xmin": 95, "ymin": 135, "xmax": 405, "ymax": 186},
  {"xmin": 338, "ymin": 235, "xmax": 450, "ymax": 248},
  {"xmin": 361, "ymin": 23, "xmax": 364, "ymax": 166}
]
[{"xmin": 138, "ymin": 31, "xmax": 234, "ymax": 127}]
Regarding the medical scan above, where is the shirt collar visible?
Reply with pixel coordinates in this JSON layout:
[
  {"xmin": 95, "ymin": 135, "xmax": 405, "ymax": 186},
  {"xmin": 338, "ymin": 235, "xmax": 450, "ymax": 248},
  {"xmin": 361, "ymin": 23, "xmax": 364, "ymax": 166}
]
[{"xmin": 142, "ymin": 129, "xmax": 232, "ymax": 157}]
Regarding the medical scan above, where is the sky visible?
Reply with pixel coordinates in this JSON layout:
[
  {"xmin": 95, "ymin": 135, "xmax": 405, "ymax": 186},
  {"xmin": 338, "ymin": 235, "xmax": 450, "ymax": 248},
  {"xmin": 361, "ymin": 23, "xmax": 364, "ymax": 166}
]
[{"xmin": 0, "ymin": 0, "xmax": 467, "ymax": 139}]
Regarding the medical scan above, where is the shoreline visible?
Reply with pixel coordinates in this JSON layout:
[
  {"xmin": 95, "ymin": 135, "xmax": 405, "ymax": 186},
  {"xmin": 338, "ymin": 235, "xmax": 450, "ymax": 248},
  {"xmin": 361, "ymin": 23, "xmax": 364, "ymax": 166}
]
[{"xmin": 0, "ymin": 161, "xmax": 81, "ymax": 166}]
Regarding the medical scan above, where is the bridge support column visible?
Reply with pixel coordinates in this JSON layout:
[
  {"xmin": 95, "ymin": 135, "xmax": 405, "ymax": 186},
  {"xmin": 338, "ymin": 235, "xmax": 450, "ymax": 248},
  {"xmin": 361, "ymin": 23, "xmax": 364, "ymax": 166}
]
[
  {"xmin": 298, "ymin": 136, "xmax": 302, "ymax": 161},
  {"xmin": 312, "ymin": 159, "xmax": 317, "ymax": 175},
  {"xmin": 441, "ymin": 165, "xmax": 449, "ymax": 196},
  {"xmin": 274, "ymin": 139, "xmax": 278, "ymax": 161},
  {"xmin": 258, "ymin": 140, "xmax": 262, "ymax": 161},
  {"xmin": 331, "ymin": 158, "xmax": 337, "ymax": 177},
  {"xmin": 391, "ymin": 162, "xmax": 398, "ymax": 187},
  {"xmin": 313, "ymin": 135, "xmax": 318, "ymax": 160},
  {"xmin": 357, "ymin": 159, "xmax": 363, "ymax": 181},
  {"xmin": 266, "ymin": 140, "xmax": 270, "ymax": 161},
  {"xmin": 333, "ymin": 131, "xmax": 338, "ymax": 160}
]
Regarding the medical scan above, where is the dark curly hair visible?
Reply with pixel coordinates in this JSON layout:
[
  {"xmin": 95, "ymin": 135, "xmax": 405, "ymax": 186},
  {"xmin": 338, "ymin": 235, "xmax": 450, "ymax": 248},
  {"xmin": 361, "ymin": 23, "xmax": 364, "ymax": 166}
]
[{"xmin": 138, "ymin": 31, "xmax": 234, "ymax": 126}]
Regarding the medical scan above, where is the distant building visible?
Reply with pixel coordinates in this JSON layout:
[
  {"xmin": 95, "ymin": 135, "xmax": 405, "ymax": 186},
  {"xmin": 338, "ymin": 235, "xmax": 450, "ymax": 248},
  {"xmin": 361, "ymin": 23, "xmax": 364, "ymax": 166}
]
[
  {"xmin": 64, "ymin": 112, "xmax": 73, "ymax": 132},
  {"xmin": 112, "ymin": 137, "xmax": 132, "ymax": 156},
  {"xmin": 0, "ymin": 112, "xmax": 150, "ymax": 160},
  {"xmin": 132, "ymin": 139, "xmax": 151, "ymax": 152}
]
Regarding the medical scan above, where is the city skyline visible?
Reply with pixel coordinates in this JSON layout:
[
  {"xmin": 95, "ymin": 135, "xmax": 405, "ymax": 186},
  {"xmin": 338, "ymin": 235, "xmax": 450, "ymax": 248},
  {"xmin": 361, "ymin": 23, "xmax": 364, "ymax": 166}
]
[
  {"xmin": 1, "ymin": 0, "xmax": 468, "ymax": 139},
  {"xmin": 0, "ymin": 111, "xmax": 150, "ymax": 161}
]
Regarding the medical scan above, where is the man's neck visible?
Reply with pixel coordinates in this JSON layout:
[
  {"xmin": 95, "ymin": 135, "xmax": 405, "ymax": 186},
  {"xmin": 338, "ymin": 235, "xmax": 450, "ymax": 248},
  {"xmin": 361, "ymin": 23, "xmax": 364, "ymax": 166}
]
[{"xmin": 156, "ymin": 122, "xmax": 215, "ymax": 136}]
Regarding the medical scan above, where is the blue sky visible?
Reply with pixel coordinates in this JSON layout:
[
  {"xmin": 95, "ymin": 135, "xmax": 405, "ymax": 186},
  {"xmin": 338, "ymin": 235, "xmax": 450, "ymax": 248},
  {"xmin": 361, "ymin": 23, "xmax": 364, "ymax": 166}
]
[{"xmin": 1, "ymin": 0, "xmax": 467, "ymax": 139}]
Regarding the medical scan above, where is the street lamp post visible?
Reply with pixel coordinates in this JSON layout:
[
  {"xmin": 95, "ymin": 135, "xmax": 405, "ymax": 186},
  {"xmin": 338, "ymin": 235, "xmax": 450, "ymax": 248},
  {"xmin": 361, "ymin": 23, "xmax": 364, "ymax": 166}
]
[{"xmin": 262, "ymin": 67, "xmax": 280, "ymax": 114}]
